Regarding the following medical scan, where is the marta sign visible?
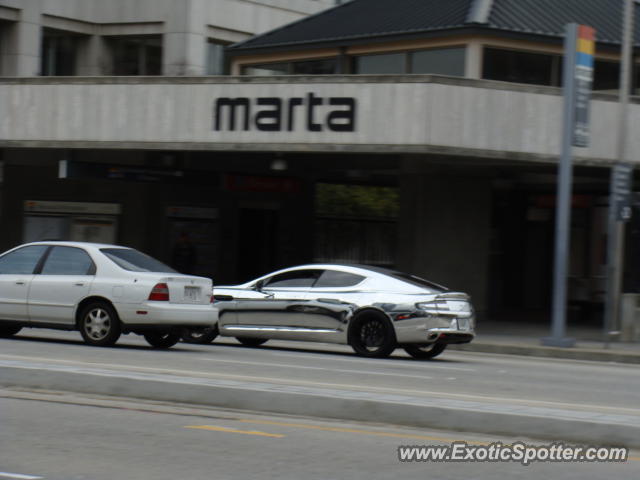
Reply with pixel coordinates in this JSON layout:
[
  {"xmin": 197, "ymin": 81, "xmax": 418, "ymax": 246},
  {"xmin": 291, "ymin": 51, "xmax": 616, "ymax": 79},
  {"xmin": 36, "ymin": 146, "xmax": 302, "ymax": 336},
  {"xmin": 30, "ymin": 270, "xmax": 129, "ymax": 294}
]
[
  {"xmin": 573, "ymin": 25, "xmax": 595, "ymax": 147},
  {"xmin": 213, "ymin": 93, "xmax": 357, "ymax": 132}
]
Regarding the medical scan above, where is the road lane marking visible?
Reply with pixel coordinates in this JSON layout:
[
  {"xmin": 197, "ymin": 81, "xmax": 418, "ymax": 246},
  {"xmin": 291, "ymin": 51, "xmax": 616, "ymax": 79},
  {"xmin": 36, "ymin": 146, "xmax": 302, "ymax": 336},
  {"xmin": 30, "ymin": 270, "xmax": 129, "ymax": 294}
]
[
  {"xmin": 199, "ymin": 357, "xmax": 433, "ymax": 380},
  {"xmin": 245, "ymin": 349, "xmax": 477, "ymax": 372},
  {"xmin": 2, "ymin": 355, "xmax": 640, "ymax": 416},
  {"xmin": 185, "ymin": 425, "xmax": 284, "ymax": 438},
  {"xmin": 237, "ymin": 419, "xmax": 487, "ymax": 444},
  {"xmin": 0, "ymin": 473, "xmax": 43, "ymax": 480}
]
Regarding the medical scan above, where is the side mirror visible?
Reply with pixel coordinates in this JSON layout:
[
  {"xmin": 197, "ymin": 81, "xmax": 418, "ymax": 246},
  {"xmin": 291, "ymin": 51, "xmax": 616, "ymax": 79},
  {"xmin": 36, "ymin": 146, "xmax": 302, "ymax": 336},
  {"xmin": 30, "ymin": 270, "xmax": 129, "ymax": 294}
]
[{"xmin": 253, "ymin": 280, "xmax": 264, "ymax": 292}]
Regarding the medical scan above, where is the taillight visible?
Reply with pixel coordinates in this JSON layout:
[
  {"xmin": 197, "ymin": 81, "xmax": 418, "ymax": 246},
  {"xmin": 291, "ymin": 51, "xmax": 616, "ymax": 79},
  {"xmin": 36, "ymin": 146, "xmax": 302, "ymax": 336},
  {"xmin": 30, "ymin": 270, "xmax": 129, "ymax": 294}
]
[{"xmin": 148, "ymin": 283, "xmax": 170, "ymax": 301}]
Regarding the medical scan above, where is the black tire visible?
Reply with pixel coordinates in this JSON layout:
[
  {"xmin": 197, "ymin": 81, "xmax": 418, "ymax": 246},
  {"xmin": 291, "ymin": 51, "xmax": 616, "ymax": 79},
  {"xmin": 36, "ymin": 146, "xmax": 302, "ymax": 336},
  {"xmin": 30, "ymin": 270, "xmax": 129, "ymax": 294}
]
[
  {"xmin": 181, "ymin": 325, "xmax": 219, "ymax": 344},
  {"xmin": 403, "ymin": 343, "xmax": 447, "ymax": 359},
  {"xmin": 78, "ymin": 302, "xmax": 122, "ymax": 347},
  {"xmin": 0, "ymin": 323, "xmax": 22, "ymax": 338},
  {"xmin": 349, "ymin": 312, "xmax": 396, "ymax": 358},
  {"xmin": 144, "ymin": 331, "xmax": 181, "ymax": 349},
  {"xmin": 236, "ymin": 337, "xmax": 268, "ymax": 347}
]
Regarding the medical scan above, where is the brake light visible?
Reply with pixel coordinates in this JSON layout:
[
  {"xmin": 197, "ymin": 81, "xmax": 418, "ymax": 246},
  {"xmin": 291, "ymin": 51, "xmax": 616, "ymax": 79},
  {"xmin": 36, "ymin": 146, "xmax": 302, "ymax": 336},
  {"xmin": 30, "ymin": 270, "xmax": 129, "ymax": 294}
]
[{"xmin": 148, "ymin": 283, "xmax": 170, "ymax": 301}]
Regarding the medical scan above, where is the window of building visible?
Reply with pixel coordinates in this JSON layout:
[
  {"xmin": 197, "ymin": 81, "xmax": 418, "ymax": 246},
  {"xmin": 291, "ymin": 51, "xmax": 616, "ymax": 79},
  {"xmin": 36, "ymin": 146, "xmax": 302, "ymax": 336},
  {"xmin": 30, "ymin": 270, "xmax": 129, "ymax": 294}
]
[
  {"xmin": 315, "ymin": 183, "xmax": 399, "ymax": 266},
  {"xmin": 41, "ymin": 29, "xmax": 78, "ymax": 76},
  {"xmin": 410, "ymin": 47, "xmax": 466, "ymax": 76},
  {"xmin": 353, "ymin": 52, "xmax": 406, "ymax": 74},
  {"xmin": 242, "ymin": 62, "xmax": 290, "ymax": 75},
  {"xmin": 206, "ymin": 40, "xmax": 227, "ymax": 75},
  {"xmin": 109, "ymin": 36, "xmax": 162, "ymax": 75},
  {"xmin": 291, "ymin": 59, "xmax": 337, "ymax": 74},
  {"xmin": 241, "ymin": 59, "xmax": 336, "ymax": 76},
  {"xmin": 593, "ymin": 60, "xmax": 619, "ymax": 91},
  {"xmin": 483, "ymin": 48, "xmax": 558, "ymax": 86}
]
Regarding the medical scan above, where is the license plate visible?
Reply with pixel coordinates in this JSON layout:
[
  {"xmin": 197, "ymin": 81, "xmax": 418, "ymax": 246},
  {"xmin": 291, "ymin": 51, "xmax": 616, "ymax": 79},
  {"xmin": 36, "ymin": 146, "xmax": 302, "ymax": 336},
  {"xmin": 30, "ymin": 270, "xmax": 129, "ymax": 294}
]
[{"xmin": 184, "ymin": 286, "xmax": 200, "ymax": 301}]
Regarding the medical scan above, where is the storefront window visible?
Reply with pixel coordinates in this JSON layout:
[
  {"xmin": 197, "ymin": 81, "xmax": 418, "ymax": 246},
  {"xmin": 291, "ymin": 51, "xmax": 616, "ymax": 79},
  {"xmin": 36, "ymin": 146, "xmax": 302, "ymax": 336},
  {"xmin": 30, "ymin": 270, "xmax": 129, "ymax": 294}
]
[
  {"xmin": 353, "ymin": 53, "xmax": 406, "ymax": 74},
  {"xmin": 315, "ymin": 183, "xmax": 399, "ymax": 266},
  {"xmin": 410, "ymin": 47, "xmax": 466, "ymax": 76}
]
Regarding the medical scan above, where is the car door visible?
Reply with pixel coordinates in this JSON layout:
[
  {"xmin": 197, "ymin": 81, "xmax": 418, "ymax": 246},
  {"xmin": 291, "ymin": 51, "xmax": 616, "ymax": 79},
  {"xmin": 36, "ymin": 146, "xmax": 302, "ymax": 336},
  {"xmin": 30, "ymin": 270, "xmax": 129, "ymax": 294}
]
[
  {"xmin": 28, "ymin": 246, "xmax": 95, "ymax": 325},
  {"xmin": 305, "ymin": 269, "xmax": 366, "ymax": 331},
  {"xmin": 234, "ymin": 269, "xmax": 321, "ymax": 329},
  {"xmin": 0, "ymin": 245, "xmax": 49, "ymax": 321}
]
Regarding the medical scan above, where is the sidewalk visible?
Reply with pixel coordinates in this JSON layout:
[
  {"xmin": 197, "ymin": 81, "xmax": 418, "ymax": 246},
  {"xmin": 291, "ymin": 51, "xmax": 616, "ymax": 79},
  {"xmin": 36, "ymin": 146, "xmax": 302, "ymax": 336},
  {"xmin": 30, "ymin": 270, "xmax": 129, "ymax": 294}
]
[{"xmin": 450, "ymin": 318, "xmax": 640, "ymax": 364}]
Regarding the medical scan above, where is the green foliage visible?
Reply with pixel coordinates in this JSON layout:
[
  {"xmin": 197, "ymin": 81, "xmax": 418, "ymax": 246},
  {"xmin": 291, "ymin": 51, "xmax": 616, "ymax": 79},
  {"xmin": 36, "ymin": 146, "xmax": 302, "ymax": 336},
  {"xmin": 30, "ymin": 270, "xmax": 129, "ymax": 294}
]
[{"xmin": 316, "ymin": 183, "xmax": 399, "ymax": 219}]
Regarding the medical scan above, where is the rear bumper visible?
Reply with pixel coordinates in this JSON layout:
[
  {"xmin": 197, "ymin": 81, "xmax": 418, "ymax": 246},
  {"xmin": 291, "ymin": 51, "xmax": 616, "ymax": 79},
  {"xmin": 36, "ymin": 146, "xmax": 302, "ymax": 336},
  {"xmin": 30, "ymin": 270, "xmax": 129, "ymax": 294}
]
[
  {"xmin": 393, "ymin": 315, "xmax": 475, "ymax": 344},
  {"xmin": 117, "ymin": 302, "xmax": 217, "ymax": 327}
]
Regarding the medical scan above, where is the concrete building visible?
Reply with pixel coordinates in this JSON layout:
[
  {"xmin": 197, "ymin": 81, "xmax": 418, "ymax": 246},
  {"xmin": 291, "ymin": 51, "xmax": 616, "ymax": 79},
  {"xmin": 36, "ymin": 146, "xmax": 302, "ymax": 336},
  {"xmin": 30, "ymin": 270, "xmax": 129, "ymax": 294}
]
[{"xmin": 1, "ymin": 0, "xmax": 640, "ymax": 326}]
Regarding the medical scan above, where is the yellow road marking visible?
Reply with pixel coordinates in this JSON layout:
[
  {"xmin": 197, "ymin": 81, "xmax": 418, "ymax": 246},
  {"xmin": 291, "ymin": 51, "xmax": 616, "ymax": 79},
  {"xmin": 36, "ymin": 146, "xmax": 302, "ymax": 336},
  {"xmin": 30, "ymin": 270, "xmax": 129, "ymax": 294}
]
[
  {"xmin": 238, "ymin": 419, "xmax": 640, "ymax": 460},
  {"xmin": 185, "ymin": 425, "xmax": 284, "ymax": 438},
  {"xmin": 238, "ymin": 419, "xmax": 486, "ymax": 445}
]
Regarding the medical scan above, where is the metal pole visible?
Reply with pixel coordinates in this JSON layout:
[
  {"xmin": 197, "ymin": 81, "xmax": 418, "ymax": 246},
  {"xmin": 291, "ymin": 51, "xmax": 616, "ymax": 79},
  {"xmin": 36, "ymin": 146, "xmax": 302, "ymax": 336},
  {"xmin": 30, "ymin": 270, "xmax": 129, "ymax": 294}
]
[
  {"xmin": 604, "ymin": 0, "xmax": 634, "ymax": 347},
  {"xmin": 543, "ymin": 24, "xmax": 578, "ymax": 348}
]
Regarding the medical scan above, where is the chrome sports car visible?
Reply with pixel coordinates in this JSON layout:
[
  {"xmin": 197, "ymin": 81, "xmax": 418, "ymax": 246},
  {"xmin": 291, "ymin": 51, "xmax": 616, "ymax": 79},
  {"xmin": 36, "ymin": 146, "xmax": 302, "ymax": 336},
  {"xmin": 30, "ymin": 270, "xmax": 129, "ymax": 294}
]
[{"xmin": 183, "ymin": 264, "xmax": 474, "ymax": 359}]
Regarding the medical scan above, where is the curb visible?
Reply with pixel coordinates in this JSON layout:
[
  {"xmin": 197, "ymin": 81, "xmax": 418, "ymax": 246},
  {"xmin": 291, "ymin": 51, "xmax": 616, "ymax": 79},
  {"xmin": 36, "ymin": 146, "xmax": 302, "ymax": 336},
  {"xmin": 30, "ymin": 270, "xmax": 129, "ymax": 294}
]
[
  {"xmin": 449, "ymin": 342, "xmax": 640, "ymax": 364},
  {"xmin": 2, "ymin": 362, "xmax": 639, "ymax": 449}
]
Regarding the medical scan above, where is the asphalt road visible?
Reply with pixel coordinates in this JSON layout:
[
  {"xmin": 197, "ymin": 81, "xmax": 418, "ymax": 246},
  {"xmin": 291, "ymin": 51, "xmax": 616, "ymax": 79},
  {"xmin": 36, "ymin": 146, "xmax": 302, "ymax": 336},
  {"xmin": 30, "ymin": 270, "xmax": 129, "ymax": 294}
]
[
  {"xmin": 1, "ymin": 390, "xmax": 639, "ymax": 480},
  {"xmin": 1, "ymin": 329, "xmax": 639, "ymax": 415}
]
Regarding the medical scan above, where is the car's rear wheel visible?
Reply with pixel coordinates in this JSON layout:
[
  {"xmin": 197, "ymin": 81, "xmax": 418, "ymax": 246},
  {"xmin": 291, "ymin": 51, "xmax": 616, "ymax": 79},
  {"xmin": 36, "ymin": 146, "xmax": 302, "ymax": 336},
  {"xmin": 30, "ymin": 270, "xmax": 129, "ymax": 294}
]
[
  {"xmin": 144, "ymin": 331, "xmax": 181, "ymax": 349},
  {"xmin": 0, "ymin": 323, "xmax": 22, "ymax": 338},
  {"xmin": 181, "ymin": 326, "xmax": 219, "ymax": 344},
  {"xmin": 403, "ymin": 343, "xmax": 447, "ymax": 359},
  {"xmin": 236, "ymin": 337, "xmax": 268, "ymax": 347},
  {"xmin": 79, "ymin": 302, "xmax": 121, "ymax": 347},
  {"xmin": 349, "ymin": 312, "xmax": 396, "ymax": 358}
]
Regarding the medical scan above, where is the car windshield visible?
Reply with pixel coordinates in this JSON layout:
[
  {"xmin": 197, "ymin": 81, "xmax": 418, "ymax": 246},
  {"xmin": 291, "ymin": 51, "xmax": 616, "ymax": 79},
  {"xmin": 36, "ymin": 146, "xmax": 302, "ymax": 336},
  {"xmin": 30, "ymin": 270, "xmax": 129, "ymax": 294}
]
[{"xmin": 101, "ymin": 248, "xmax": 176, "ymax": 273}]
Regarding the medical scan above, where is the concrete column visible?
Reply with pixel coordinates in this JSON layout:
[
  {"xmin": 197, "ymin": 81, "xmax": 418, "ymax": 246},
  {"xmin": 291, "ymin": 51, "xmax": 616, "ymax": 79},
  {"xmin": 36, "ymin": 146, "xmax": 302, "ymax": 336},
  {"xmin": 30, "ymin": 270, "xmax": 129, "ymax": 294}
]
[
  {"xmin": 2, "ymin": 0, "xmax": 42, "ymax": 76},
  {"xmin": 465, "ymin": 41, "xmax": 483, "ymax": 80},
  {"xmin": 163, "ymin": 0, "xmax": 207, "ymax": 76},
  {"xmin": 397, "ymin": 162, "xmax": 492, "ymax": 315},
  {"xmin": 75, "ymin": 35, "xmax": 111, "ymax": 76}
]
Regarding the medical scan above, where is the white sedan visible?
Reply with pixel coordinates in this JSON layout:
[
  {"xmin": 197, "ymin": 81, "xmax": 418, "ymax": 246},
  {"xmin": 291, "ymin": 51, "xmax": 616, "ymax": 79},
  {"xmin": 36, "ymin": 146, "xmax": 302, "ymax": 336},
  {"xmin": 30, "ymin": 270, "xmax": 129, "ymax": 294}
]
[{"xmin": 0, "ymin": 241, "xmax": 216, "ymax": 348}]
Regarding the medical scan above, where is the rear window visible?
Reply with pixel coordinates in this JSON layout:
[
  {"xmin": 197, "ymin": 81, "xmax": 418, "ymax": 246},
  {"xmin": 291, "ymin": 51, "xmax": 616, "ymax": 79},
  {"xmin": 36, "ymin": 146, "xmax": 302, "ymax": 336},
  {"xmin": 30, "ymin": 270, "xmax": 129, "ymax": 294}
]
[
  {"xmin": 101, "ymin": 248, "xmax": 176, "ymax": 273},
  {"xmin": 391, "ymin": 272, "xmax": 448, "ymax": 292}
]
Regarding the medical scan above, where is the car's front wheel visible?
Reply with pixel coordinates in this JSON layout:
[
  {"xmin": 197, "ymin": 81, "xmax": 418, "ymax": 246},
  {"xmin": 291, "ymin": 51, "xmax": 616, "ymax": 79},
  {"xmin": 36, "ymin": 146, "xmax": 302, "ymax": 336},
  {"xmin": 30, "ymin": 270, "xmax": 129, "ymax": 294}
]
[
  {"xmin": 144, "ymin": 331, "xmax": 181, "ymax": 349},
  {"xmin": 236, "ymin": 337, "xmax": 268, "ymax": 347},
  {"xmin": 78, "ymin": 302, "xmax": 122, "ymax": 347},
  {"xmin": 181, "ymin": 326, "xmax": 219, "ymax": 344},
  {"xmin": 0, "ymin": 323, "xmax": 22, "ymax": 338},
  {"xmin": 349, "ymin": 312, "xmax": 396, "ymax": 358},
  {"xmin": 403, "ymin": 343, "xmax": 447, "ymax": 359}
]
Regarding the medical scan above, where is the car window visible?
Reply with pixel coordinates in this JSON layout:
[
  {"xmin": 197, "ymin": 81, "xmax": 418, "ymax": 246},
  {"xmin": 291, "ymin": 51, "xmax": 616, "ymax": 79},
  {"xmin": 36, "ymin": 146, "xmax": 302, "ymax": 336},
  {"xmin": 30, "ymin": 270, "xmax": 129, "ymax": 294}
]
[
  {"xmin": 264, "ymin": 269, "xmax": 322, "ymax": 288},
  {"xmin": 41, "ymin": 246, "xmax": 95, "ymax": 275},
  {"xmin": 101, "ymin": 248, "xmax": 176, "ymax": 273},
  {"xmin": 313, "ymin": 270, "xmax": 365, "ymax": 288},
  {"xmin": 0, "ymin": 245, "xmax": 48, "ymax": 274}
]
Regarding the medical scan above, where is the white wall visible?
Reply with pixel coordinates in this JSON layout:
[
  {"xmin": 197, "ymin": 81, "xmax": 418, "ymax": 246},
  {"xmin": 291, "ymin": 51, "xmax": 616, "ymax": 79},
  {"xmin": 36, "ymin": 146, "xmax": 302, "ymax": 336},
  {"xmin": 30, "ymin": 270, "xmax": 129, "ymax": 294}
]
[{"xmin": 0, "ymin": 76, "xmax": 635, "ymax": 165}]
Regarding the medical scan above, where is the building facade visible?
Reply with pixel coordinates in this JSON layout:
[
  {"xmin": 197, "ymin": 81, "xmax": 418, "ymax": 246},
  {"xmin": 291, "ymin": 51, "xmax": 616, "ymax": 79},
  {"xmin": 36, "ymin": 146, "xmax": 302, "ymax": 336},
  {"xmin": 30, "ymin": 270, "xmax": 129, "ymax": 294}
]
[{"xmin": 2, "ymin": 0, "xmax": 640, "ymax": 326}]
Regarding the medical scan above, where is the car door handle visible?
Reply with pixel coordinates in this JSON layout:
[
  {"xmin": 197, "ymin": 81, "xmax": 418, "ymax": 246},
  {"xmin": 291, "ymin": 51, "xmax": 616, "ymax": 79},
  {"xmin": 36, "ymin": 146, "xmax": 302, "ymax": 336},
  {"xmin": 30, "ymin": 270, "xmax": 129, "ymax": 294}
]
[
  {"xmin": 15, "ymin": 281, "xmax": 25, "ymax": 285},
  {"xmin": 74, "ymin": 283, "xmax": 85, "ymax": 287}
]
